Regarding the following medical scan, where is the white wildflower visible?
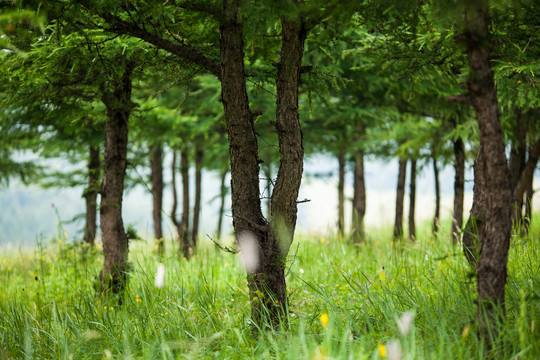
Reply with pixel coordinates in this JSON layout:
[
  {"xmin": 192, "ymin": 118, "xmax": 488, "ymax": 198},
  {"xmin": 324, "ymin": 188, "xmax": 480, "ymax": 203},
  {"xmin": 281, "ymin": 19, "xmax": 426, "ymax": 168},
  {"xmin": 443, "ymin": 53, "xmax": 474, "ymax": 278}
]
[
  {"xmin": 397, "ymin": 311, "xmax": 415, "ymax": 336},
  {"xmin": 154, "ymin": 263, "xmax": 165, "ymax": 288}
]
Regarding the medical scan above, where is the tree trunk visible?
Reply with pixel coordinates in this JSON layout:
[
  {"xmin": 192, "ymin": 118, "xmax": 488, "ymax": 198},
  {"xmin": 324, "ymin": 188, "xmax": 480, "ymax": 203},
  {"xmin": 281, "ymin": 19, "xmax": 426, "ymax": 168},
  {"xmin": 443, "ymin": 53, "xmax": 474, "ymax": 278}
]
[
  {"xmin": 352, "ymin": 148, "xmax": 366, "ymax": 243},
  {"xmin": 220, "ymin": 0, "xmax": 270, "ymax": 325},
  {"xmin": 524, "ymin": 175, "xmax": 534, "ymax": 231},
  {"xmin": 98, "ymin": 64, "xmax": 133, "ymax": 295},
  {"xmin": 179, "ymin": 149, "xmax": 191, "ymax": 258},
  {"xmin": 216, "ymin": 169, "xmax": 228, "ymax": 239},
  {"xmin": 150, "ymin": 143, "xmax": 164, "ymax": 254},
  {"xmin": 84, "ymin": 144, "xmax": 100, "ymax": 246},
  {"xmin": 451, "ymin": 136, "xmax": 465, "ymax": 246},
  {"xmin": 337, "ymin": 152, "xmax": 345, "ymax": 236},
  {"xmin": 263, "ymin": 164, "xmax": 273, "ymax": 218},
  {"xmin": 191, "ymin": 148, "xmax": 203, "ymax": 248},
  {"xmin": 408, "ymin": 158, "xmax": 417, "ymax": 241},
  {"xmin": 462, "ymin": 148, "xmax": 487, "ymax": 265},
  {"xmin": 432, "ymin": 155, "xmax": 441, "ymax": 234},
  {"xmin": 393, "ymin": 158, "xmax": 407, "ymax": 240},
  {"xmin": 463, "ymin": 0, "xmax": 513, "ymax": 342},
  {"xmin": 512, "ymin": 137, "xmax": 540, "ymax": 225}
]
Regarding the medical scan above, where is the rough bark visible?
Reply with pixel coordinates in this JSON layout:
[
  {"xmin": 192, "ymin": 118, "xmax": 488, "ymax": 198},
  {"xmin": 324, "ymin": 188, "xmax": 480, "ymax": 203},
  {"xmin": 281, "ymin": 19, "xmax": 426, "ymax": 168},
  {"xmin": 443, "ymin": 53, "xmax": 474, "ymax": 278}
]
[
  {"xmin": 463, "ymin": 0, "xmax": 513, "ymax": 342},
  {"xmin": 337, "ymin": 152, "xmax": 345, "ymax": 236},
  {"xmin": 98, "ymin": 64, "xmax": 133, "ymax": 295},
  {"xmin": 150, "ymin": 143, "xmax": 164, "ymax": 253},
  {"xmin": 451, "ymin": 136, "xmax": 465, "ymax": 246},
  {"xmin": 408, "ymin": 158, "xmax": 417, "ymax": 241},
  {"xmin": 432, "ymin": 155, "xmax": 441, "ymax": 234},
  {"xmin": 393, "ymin": 158, "xmax": 407, "ymax": 240},
  {"xmin": 83, "ymin": 145, "xmax": 100, "ymax": 246},
  {"xmin": 220, "ymin": 0, "xmax": 271, "ymax": 325},
  {"xmin": 191, "ymin": 148, "xmax": 203, "ymax": 248},
  {"xmin": 179, "ymin": 149, "xmax": 191, "ymax": 258},
  {"xmin": 352, "ymin": 148, "xmax": 366, "ymax": 243},
  {"xmin": 216, "ymin": 169, "xmax": 228, "ymax": 239}
]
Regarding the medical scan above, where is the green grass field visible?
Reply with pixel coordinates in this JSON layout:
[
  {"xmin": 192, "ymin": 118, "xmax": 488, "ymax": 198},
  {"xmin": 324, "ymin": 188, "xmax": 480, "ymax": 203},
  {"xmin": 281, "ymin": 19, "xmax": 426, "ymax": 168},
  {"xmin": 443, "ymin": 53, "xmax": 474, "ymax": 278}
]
[{"xmin": 1, "ymin": 217, "xmax": 539, "ymax": 359}]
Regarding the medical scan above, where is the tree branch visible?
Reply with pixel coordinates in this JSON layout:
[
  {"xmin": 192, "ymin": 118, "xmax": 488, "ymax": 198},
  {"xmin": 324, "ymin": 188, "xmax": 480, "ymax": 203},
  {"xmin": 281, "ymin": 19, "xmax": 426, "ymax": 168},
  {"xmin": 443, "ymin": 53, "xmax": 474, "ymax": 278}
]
[
  {"xmin": 78, "ymin": 1, "xmax": 222, "ymax": 79},
  {"xmin": 446, "ymin": 94, "xmax": 472, "ymax": 105}
]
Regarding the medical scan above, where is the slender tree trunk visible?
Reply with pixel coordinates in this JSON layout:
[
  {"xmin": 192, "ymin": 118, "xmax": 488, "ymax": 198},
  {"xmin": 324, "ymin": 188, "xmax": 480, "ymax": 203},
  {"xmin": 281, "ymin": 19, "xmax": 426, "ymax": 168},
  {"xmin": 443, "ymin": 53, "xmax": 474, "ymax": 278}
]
[
  {"xmin": 463, "ymin": 0, "xmax": 513, "ymax": 342},
  {"xmin": 337, "ymin": 152, "xmax": 345, "ymax": 236},
  {"xmin": 524, "ymin": 176, "xmax": 534, "ymax": 231},
  {"xmin": 432, "ymin": 155, "xmax": 441, "ymax": 234},
  {"xmin": 84, "ymin": 145, "xmax": 100, "ymax": 246},
  {"xmin": 150, "ymin": 143, "xmax": 164, "ymax": 254},
  {"xmin": 216, "ymin": 169, "xmax": 228, "ymax": 239},
  {"xmin": 264, "ymin": 164, "xmax": 272, "ymax": 218},
  {"xmin": 408, "ymin": 158, "xmax": 417, "ymax": 241},
  {"xmin": 393, "ymin": 158, "xmax": 407, "ymax": 240},
  {"xmin": 98, "ymin": 64, "xmax": 133, "ymax": 295},
  {"xmin": 462, "ymin": 148, "xmax": 487, "ymax": 265},
  {"xmin": 352, "ymin": 148, "xmax": 366, "ymax": 243},
  {"xmin": 452, "ymin": 136, "xmax": 465, "ymax": 246},
  {"xmin": 180, "ymin": 149, "xmax": 191, "ymax": 258},
  {"xmin": 512, "ymin": 137, "xmax": 540, "ymax": 225},
  {"xmin": 170, "ymin": 151, "xmax": 182, "ymax": 254},
  {"xmin": 191, "ymin": 148, "xmax": 203, "ymax": 248}
]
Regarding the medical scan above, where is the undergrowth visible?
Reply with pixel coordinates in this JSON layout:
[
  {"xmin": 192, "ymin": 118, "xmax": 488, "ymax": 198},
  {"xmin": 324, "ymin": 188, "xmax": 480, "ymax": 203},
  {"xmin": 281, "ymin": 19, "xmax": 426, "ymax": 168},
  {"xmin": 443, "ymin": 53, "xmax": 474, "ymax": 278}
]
[{"xmin": 0, "ymin": 215, "xmax": 539, "ymax": 359}]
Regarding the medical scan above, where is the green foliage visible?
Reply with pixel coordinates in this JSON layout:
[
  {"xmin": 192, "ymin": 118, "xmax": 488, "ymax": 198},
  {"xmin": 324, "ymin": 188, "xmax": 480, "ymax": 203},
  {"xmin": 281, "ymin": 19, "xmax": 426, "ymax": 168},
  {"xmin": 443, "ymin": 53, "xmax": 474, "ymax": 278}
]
[{"xmin": 1, "ymin": 216, "xmax": 539, "ymax": 359}]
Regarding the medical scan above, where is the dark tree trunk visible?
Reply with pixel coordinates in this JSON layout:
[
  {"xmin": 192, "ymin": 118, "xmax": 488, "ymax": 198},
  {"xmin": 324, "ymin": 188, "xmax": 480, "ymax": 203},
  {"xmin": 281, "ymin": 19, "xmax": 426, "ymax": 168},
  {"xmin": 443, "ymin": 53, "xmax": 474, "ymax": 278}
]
[
  {"xmin": 220, "ymin": 0, "xmax": 270, "ymax": 325},
  {"xmin": 84, "ymin": 145, "xmax": 100, "ymax": 246},
  {"xmin": 150, "ymin": 143, "xmax": 164, "ymax": 254},
  {"xmin": 512, "ymin": 137, "xmax": 540, "ymax": 225},
  {"xmin": 524, "ymin": 176, "xmax": 534, "ymax": 231},
  {"xmin": 216, "ymin": 169, "xmax": 228, "ymax": 239},
  {"xmin": 98, "ymin": 64, "xmax": 133, "ymax": 295},
  {"xmin": 179, "ymin": 149, "xmax": 191, "ymax": 258},
  {"xmin": 170, "ymin": 151, "xmax": 182, "ymax": 254},
  {"xmin": 408, "ymin": 158, "xmax": 417, "ymax": 241},
  {"xmin": 432, "ymin": 155, "xmax": 441, "ymax": 234},
  {"xmin": 337, "ymin": 152, "xmax": 345, "ymax": 236},
  {"xmin": 393, "ymin": 158, "xmax": 407, "ymax": 240},
  {"xmin": 263, "ymin": 164, "xmax": 273, "ymax": 218},
  {"xmin": 191, "ymin": 148, "xmax": 203, "ymax": 248},
  {"xmin": 352, "ymin": 148, "xmax": 366, "ymax": 243},
  {"xmin": 462, "ymin": 0, "xmax": 513, "ymax": 342},
  {"xmin": 452, "ymin": 136, "xmax": 465, "ymax": 246},
  {"xmin": 462, "ymin": 148, "xmax": 487, "ymax": 265}
]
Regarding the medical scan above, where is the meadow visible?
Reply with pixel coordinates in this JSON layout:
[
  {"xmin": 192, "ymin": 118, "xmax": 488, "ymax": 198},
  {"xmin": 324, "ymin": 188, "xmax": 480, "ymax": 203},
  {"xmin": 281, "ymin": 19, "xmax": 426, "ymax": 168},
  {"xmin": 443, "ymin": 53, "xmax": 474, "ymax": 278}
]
[{"xmin": 1, "ymin": 217, "xmax": 539, "ymax": 360}]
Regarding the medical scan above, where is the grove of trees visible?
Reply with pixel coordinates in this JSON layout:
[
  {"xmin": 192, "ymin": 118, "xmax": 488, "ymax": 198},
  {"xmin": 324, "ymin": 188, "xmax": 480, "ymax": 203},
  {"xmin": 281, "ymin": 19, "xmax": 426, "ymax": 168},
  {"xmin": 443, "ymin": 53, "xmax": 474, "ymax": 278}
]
[{"xmin": 1, "ymin": 0, "xmax": 538, "ymax": 346}]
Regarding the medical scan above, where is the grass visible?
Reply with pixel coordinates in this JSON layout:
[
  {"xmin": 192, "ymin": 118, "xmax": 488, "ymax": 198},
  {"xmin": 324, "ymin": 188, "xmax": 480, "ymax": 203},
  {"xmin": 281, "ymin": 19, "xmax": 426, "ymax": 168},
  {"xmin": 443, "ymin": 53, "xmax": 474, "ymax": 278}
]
[{"xmin": 0, "ymin": 216, "xmax": 539, "ymax": 359}]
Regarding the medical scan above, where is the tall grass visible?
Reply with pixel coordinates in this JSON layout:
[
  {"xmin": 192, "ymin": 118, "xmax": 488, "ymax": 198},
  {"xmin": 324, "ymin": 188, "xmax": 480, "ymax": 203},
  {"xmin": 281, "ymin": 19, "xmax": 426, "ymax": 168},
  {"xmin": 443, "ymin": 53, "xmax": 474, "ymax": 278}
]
[{"xmin": 1, "ymin": 215, "xmax": 539, "ymax": 359}]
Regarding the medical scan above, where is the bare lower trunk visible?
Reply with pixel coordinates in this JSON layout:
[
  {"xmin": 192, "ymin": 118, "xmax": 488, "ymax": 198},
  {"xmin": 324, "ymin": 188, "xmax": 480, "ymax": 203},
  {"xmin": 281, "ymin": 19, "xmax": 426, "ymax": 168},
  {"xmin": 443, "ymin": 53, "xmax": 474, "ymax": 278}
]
[
  {"xmin": 191, "ymin": 148, "xmax": 203, "ymax": 248},
  {"xmin": 393, "ymin": 158, "xmax": 407, "ymax": 240},
  {"xmin": 452, "ymin": 137, "xmax": 465, "ymax": 246},
  {"xmin": 352, "ymin": 148, "xmax": 366, "ymax": 243},
  {"xmin": 512, "ymin": 137, "xmax": 540, "ymax": 225},
  {"xmin": 524, "ymin": 177, "xmax": 533, "ymax": 231},
  {"xmin": 463, "ymin": 0, "xmax": 513, "ymax": 342},
  {"xmin": 150, "ymin": 143, "xmax": 164, "ymax": 253},
  {"xmin": 408, "ymin": 158, "xmax": 417, "ymax": 241},
  {"xmin": 180, "ymin": 149, "xmax": 191, "ymax": 258},
  {"xmin": 98, "ymin": 64, "xmax": 133, "ymax": 295},
  {"xmin": 432, "ymin": 155, "xmax": 440, "ymax": 234},
  {"xmin": 216, "ymin": 169, "xmax": 228, "ymax": 239},
  {"xmin": 263, "ymin": 164, "xmax": 272, "ymax": 218},
  {"xmin": 462, "ymin": 149, "xmax": 487, "ymax": 265},
  {"xmin": 84, "ymin": 145, "xmax": 100, "ymax": 246},
  {"xmin": 337, "ymin": 152, "xmax": 345, "ymax": 236}
]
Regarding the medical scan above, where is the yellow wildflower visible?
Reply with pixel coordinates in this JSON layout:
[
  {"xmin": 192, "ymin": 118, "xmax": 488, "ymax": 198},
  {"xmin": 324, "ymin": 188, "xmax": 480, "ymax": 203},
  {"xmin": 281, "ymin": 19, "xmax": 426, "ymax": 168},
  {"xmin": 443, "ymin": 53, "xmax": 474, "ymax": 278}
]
[
  {"xmin": 320, "ymin": 313, "xmax": 329, "ymax": 327},
  {"xmin": 320, "ymin": 238, "xmax": 325, "ymax": 243},
  {"xmin": 58, "ymin": 239, "xmax": 62, "ymax": 245},
  {"xmin": 378, "ymin": 344, "xmax": 386, "ymax": 357}
]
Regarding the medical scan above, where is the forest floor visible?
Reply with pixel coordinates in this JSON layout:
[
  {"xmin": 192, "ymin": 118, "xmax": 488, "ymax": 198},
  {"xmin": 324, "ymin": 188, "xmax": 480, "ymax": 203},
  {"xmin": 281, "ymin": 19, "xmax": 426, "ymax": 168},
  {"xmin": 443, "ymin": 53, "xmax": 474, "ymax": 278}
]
[{"xmin": 1, "ymin": 217, "xmax": 539, "ymax": 359}]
